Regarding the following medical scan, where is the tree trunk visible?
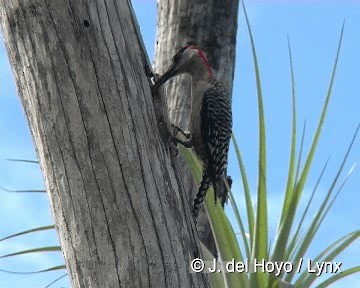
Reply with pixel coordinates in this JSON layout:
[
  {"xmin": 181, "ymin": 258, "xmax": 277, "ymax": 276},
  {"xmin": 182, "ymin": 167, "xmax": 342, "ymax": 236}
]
[
  {"xmin": 0, "ymin": 1, "xmax": 208, "ymax": 287},
  {"xmin": 154, "ymin": 0, "xmax": 239, "ymax": 257}
]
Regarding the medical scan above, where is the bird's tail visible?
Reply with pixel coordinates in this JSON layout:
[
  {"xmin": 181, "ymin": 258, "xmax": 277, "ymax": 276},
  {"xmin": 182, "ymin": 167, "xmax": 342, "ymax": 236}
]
[
  {"xmin": 192, "ymin": 170, "xmax": 212, "ymax": 222},
  {"xmin": 214, "ymin": 175, "xmax": 232, "ymax": 207}
]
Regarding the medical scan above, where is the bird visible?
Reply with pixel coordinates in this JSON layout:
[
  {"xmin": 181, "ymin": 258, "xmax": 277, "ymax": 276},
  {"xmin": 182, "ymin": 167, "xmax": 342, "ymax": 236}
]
[{"xmin": 153, "ymin": 45, "xmax": 232, "ymax": 222}]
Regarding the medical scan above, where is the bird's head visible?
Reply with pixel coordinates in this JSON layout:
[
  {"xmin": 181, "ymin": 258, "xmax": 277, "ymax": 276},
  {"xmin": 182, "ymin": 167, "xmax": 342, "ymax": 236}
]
[{"xmin": 153, "ymin": 45, "xmax": 213, "ymax": 90}]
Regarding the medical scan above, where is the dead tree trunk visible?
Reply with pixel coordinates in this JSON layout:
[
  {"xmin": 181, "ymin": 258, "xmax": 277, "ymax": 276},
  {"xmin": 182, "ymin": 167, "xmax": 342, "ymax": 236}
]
[
  {"xmin": 154, "ymin": 0, "xmax": 239, "ymax": 257},
  {"xmin": 0, "ymin": 1, "xmax": 209, "ymax": 287}
]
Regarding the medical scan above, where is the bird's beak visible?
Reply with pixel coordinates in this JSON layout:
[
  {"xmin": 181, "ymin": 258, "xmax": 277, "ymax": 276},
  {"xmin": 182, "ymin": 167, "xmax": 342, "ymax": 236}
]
[{"xmin": 153, "ymin": 65, "xmax": 178, "ymax": 90}]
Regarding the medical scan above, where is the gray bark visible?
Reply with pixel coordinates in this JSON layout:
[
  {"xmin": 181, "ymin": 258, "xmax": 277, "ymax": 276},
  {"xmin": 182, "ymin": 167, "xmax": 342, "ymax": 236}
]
[
  {"xmin": 154, "ymin": 0, "xmax": 239, "ymax": 257},
  {"xmin": 0, "ymin": 1, "xmax": 209, "ymax": 287}
]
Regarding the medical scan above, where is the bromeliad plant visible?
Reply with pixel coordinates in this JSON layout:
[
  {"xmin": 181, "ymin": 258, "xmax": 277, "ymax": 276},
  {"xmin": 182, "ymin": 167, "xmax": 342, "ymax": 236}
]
[
  {"xmin": 182, "ymin": 2, "xmax": 360, "ymax": 288},
  {"xmin": 0, "ymin": 159, "xmax": 66, "ymax": 287}
]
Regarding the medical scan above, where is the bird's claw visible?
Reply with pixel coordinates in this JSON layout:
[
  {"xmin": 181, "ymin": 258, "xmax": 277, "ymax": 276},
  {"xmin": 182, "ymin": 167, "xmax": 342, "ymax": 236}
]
[
  {"xmin": 171, "ymin": 124, "xmax": 179, "ymax": 137},
  {"xmin": 171, "ymin": 123, "xmax": 191, "ymax": 139},
  {"xmin": 169, "ymin": 124, "xmax": 193, "ymax": 149},
  {"xmin": 169, "ymin": 137, "xmax": 179, "ymax": 157}
]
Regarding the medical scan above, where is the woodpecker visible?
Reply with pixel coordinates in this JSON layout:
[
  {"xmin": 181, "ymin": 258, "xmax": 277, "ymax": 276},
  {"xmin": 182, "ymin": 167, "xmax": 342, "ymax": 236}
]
[{"xmin": 153, "ymin": 46, "xmax": 232, "ymax": 222}]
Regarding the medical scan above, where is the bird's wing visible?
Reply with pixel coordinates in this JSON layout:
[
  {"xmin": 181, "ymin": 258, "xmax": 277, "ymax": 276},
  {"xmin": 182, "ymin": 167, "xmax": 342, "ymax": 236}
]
[{"xmin": 200, "ymin": 82, "xmax": 232, "ymax": 181}]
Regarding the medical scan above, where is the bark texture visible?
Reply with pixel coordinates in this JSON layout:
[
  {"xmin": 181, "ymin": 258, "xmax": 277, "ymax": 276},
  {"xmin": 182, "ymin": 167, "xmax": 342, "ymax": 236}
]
[
  {"xmin": 0, "ymin": 1, "xmax": 208, "ymax": 287},
  {"xmin": 154, "ymin": 0, "xmax": 239, "ymax": 256}
]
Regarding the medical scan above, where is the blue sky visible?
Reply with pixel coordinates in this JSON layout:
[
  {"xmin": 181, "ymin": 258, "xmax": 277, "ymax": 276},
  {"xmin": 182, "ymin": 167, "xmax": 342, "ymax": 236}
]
[{"xmin": 1, "ymin": 1, "xmax": 359, "ymax": 287}]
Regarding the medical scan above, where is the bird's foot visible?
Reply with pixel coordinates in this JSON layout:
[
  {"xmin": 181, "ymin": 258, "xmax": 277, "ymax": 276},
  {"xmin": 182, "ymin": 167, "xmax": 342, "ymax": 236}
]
[
  {"xmin": 171, "ymin": 136, "xmax": 193, "ymax": 148},
  {"xmin": 170, "ymin": 124, "xmax": 193, "ymax": 148},
  {"xmin": 168, "ymin": 137, "xmax": 179, "ymax": 157},
  {"xmin": 171, "ymin": 123, "xmax": 191, "ymax": 139}
]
